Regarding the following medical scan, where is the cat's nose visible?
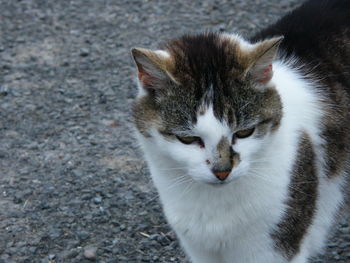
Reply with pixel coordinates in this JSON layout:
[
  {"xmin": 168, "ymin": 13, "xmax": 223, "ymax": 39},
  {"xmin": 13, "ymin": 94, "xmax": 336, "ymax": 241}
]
[{"xmin": 213, "ymin": 170, "xmax": 231, "ymax": 181}]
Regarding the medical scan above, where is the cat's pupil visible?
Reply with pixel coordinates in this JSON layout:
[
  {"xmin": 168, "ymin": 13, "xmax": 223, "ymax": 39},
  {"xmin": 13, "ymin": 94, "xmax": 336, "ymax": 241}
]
[
  {"xmin": 231, "ymin": 134, "xmax": 237, "ymax": 145},
  {"xmin": 176, "ymin": 136, "xmax": 205, "ymax": 148}
]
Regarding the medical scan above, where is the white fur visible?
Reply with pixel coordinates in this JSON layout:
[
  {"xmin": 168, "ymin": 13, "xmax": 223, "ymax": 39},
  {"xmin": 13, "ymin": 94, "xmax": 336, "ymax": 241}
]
[{"xmin": 135, "ymin": 51, "xmax": 345, "ymax": 263}]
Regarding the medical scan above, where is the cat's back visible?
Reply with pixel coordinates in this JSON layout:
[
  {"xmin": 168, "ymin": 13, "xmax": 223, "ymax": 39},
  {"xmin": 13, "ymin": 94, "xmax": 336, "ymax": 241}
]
[{"xmin": 252, "ymin": 0, "xmax": 350, "ymax": 89}]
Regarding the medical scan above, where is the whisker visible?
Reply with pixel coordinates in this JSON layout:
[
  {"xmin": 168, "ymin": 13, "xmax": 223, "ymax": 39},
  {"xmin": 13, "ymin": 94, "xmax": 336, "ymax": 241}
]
[
  {"xmin": 165, "ymin": 174, "xmax": 192, "ymax": 191},
  {"xmin": 178, "ymin": 181, "xmax": 194, "ymax": 200}
]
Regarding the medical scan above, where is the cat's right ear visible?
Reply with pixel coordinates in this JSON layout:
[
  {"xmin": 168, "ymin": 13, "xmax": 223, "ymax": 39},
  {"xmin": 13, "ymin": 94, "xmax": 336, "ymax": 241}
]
[
  {"xmin": 246, "ymin": 36, "xmax": 284, "ymax": 84},
  {"xmin": 131, "ymin": 48, "xmax": 176, "ymax": 93}
]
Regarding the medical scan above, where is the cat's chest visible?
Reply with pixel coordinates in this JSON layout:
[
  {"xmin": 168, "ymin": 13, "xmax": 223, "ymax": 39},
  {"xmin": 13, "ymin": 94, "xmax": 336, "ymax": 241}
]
[{"xmin": 162, "ymin": 181, "xmax": 287, "ymax": 246}]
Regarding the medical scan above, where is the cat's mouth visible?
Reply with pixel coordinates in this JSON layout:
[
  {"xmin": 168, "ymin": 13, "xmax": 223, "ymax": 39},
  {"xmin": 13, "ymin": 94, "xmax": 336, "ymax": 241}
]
[
  {"xmin": 204, "ymin": 177, "xmax": 233, "ymax": 186},
  {"xmin": 202, "ymin": 170, "xmax": 245, "ymax": 186}
]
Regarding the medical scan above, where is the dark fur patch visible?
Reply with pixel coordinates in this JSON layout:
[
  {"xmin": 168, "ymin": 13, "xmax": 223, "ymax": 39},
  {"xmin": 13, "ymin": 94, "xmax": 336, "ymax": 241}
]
[
  {"xmin": 133, "ymin": 95, "xmax": 161, "ymax": 137},
  {"xmin": 271, "ymin": 132, "xmax": 318, "ymax": 260},
  {"xmin": 321, "ymin": 83, "xmax": 350, "ymax": 178},
  {"xmin": 251, "ymin": 0, "xmax": 350, "ymax": 178},
  {"xmin": 213, "ymin": 137, "xmax": 236, "ymax": 172},
  {"xmin": 133, "ymin": 33, "xmax": 283, "ymax": 138}
]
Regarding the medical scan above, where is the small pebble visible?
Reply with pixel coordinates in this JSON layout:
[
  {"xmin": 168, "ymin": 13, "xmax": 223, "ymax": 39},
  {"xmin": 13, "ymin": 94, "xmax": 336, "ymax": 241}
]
[
  {"xmin": 93, "ymin": 197, "xmax": 102, "ymax": 204},
  {"xmin": 72, "ymin": 169, "xmax": 84, "ymax": 177},
  {"xmin": 29, "ymin": 247, "xmax": 37, "ymax": 254},
  {"xmin": 83, "ymin": 247, "xmax": 97, "ymax": 260},
  {"xmin": 61, "ymin": 249, "xmax": 79, "ymax": 259},
  {"xmin": 77, "ymin": 231, "xmax": 90, "ymax": 240},
  {"xmin": 80, "ymin": 48, "xmax": 89, "ymax": 57}
]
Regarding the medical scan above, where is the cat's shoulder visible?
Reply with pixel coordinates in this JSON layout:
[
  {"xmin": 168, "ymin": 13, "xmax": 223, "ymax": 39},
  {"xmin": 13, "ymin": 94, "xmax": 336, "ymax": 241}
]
[{"xmin": 251, "ymin": 0, "xmax": 350, "ymax": 58}]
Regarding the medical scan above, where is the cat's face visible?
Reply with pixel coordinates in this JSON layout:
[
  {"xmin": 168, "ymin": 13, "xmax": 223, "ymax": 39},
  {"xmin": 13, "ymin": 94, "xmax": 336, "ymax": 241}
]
[{"xmin": 132, "ymin": 33, "xmax": 283, "ymax": 184}]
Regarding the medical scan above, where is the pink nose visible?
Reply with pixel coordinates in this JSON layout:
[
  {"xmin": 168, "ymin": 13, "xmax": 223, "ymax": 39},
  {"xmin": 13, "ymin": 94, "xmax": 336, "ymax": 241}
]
[{"xmin": 214, "ymin": 171, "xmax": 230, "ymax": 181}]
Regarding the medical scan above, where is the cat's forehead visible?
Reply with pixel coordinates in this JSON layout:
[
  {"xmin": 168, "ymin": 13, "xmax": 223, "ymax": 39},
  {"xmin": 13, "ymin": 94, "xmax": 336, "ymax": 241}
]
[
  {"xmin": 194, "ymin": 105, "xmax": 231, "ymax": 143},
  {"xmin": 158, "ymin": 33, "xmax": 259, "ymax": 124},
  {"xmin": 164, "ymin": 33, "xmax": 252, "ymax": 84},
  {"xmin": 157, "ymin": 81, "xmax": 281, "ymax": 136}
]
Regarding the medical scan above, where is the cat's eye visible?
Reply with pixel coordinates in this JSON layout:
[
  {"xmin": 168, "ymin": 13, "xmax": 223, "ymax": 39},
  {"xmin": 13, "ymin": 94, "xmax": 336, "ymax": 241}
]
[
  {"xmin": 176, "ymin": 136, "xmax": 205, "ymax": 148},
  {"xmin": 235, "ymin": 127, "xmax": 255, "ymax": 139}
]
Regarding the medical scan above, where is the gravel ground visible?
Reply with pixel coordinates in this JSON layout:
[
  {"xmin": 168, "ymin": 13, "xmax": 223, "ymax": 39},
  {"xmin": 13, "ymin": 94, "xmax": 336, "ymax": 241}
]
[{"xmin": 0, "ymin": 0, "xmax": 349, "ymax": 262}]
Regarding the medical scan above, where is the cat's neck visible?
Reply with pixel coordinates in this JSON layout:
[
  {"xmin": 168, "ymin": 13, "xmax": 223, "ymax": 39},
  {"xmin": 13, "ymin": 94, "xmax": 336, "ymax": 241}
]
[{"xmin": 272, "ymin": 59, "xmax": 324, "ymax": 145}]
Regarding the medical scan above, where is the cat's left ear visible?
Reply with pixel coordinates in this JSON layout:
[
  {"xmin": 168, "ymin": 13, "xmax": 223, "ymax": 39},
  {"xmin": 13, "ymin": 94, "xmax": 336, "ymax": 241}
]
[
  {"xmin": 131, "ymin": 48, "xmax": 176, "ymax": 92},
  {"xmin": 247, "ymin": 36, "xmax": 284, "ymax": 84}
]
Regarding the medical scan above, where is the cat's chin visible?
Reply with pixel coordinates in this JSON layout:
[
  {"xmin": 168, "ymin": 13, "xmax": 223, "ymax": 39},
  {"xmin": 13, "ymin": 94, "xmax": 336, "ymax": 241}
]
[{"xmin": 205, "ymin": 180, "xmax": 231, "ymax": 187}]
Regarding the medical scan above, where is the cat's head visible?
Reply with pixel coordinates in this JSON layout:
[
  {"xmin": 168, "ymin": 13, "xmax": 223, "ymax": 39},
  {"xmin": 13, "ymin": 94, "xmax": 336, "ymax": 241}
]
[{"xmin": 132, "ymin": 33, "xmax": 283, "ymax": 185}]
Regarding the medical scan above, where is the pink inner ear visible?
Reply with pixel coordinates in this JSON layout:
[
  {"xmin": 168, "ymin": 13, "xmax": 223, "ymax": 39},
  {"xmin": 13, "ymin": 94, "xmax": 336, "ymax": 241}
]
[
  {"xmin": 137, "ymin": 65, "xmax": 154, "ymax": 87},
  {"xmin": 138, "ymin": 71, "xmax": 154, "ymax": 87},
  {"xmin": 260, "ymin": 64, "xmax": 273, "ymax": 84}
]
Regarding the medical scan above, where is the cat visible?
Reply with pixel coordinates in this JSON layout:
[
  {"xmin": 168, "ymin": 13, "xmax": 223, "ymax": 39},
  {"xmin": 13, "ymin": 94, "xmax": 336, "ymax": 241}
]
[{"xmin": 130, "ymin": 0, "xmax": 350, "ymax": 262}]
